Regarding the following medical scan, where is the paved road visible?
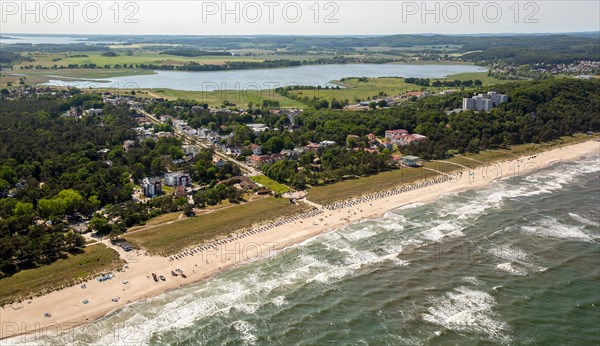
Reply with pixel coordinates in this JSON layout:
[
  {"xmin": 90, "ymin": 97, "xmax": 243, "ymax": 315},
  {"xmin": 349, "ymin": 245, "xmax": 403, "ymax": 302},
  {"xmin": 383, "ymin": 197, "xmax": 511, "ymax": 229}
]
[{"xmin": 138, "ymin": 109, "xmax": 260, "ymax": 176}]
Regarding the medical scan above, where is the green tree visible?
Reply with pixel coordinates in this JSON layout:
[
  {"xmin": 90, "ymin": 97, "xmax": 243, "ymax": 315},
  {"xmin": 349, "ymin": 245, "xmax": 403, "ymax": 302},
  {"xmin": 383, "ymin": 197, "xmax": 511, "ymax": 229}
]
[
  {"xmin": 13, "ymin": 202, "xmax": 34, "ymax": 217},
  {"xmin": 88, "ymin": 214, "xmax": 112, "ymax": 235}
]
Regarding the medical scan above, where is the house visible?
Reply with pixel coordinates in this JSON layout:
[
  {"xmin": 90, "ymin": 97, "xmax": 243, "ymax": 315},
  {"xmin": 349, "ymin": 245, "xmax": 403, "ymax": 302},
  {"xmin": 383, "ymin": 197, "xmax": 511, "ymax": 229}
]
[
  {"xmin": 62, "ymin": 106, "xmax": 80, "ymax": 118},
  {"xmin": 182, "ymin": 145, "xmax": 199, "ymax": 158},
  {"xmin": 15, "ymin": 179, "xmax": 26, "ymax": 191},
  {"xmin": 119, "ymin": 242, "xmax": 134, "ymax": 252},
  {"xmin": 86, "ymin": 108, "xmax": 103, "ymax": 116},
  {"xmin": 280, "ymin": 149, "xmax": 293, "ymax": 157},
  {"xmin": 249, "ymin": 144, "xmax": 262, "ymax": 156},
  {"xmin": 247, "ymin": 123, "xmax": 269, "ymax": 135},
  {"xmin": 164, "ymin": 172, "xmax": 190, "ymax": 187},
  {"xmin": 249, "ymin": 154, "xmax": 284, "ymax": 168},
  {"xmin": 385, "ymin": 129, "xmax": 428, "ymax": 146},
  {"xmin": 292, "ymin": 147, "xmax": 307, "ymax": 157},
  {"xmin": 249, "ymin": 155, "xmax": 269, "ymax": 168},
  {"xmin": 405, "ymin": 91, "xmax": 426, "ymax": 99},
  {"xmin": 174, "ymin": 185, "xmax": 187, "ymax": 197},
  {"xmin": 378, "ymin": 139, "xmax": 393, "ymax": 151},
  {"xmin": 319, "ymin": 141, "xmax": 337, "ymax": 147},
  {"xmin": 218, "ymin": 176, "xmax": 258, "ymax": 190},
  {"xmin": 159, "ymin": 114, "xmax": 173, "ymax": 122},
  {"xmin": 94, "ymin": 149, "xmax": 108, "ymax": 159},
  {"xmin": 142, "ymin": 177, "xmax": 162, "ymax": 197},
  {"xmin": 135, "ymin": 127, "xmax": 154, "ymax": 140},
  {"xmin": 196, "ymin": 128, "xmax": 211, "ymax": 139},
  {"xmin": 156, "ymin": 131, "xmax": 175, "ymax": 139},
  {"xmin": 70, "ymin": 222, "xmax": 89, "ymax": 234},
  {"xmin": 212, "ymin": 158, "xmax": 226, "ymax": 168},
  {"xmin": 191, "ymin": 105, "xmax": 205, "ymax": 113},
  {"xmin": 305, "ymin": 142, "xmax": 321, "ymax": 153},
  {"xmin": 385, "ymin": 129, "xmax": 409, "ymax": 139},
  {"xmin": 123, "ymin": 140, "xmax": 136, "ymax": 152},
  {"xmin": 270, "ymin": 153, "xmax": 286, "ymax": 163},
  {"xmin": 400, "ymin": 155, "xmax": 421, "ymax": 167}
]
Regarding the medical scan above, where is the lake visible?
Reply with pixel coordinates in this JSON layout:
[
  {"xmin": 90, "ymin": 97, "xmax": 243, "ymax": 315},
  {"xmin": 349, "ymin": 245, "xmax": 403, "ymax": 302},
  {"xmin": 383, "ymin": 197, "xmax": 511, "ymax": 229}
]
[
  {"xmin": 0, "ymin": 34, "xmax": 123, "ymax": 45},
  {"xmin": 43, "ymin": 64, "xmax": 486, "ymax": 91},
  {"xmin": 0, "ymin": 35, "xmax": 97, "ymax": 45}
]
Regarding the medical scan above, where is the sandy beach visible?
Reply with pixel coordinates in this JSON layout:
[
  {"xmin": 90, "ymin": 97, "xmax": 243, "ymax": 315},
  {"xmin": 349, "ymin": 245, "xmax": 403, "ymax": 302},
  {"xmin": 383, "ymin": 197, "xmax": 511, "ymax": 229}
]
[{"xmin": 2, "ymin": 139, "xmax": 598, "ymax": 341}]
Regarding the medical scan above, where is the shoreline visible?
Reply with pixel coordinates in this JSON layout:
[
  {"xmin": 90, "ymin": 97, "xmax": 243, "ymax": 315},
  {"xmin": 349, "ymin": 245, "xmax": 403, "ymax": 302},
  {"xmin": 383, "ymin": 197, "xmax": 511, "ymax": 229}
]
[{"xmin": 1, "ymin": 139, "xmax": 598, "ymax": 342}]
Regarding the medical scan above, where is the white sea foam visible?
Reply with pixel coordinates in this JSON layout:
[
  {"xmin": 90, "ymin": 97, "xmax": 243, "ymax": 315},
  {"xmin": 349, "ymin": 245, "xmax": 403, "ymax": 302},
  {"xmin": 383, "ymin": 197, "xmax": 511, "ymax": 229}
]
[
  {"xmin": 462, "ymin": 276, "xmax": 481, "ymax": 286},
  {"xmin": 419, "ymin": 221, "xmax": 463, "ymax": 242},
  {"xmin": 496, "ymin": 262, "xmax": 528, "ymax": 276},
  {"xmin": 232, "ymin": 320, "xmax": 258, "ymax": 345},
  {"xmin": 393, "ymin": 202, "xmax": 425, "ymax": 211},
  {"xmin": 568, "ymin": 212, "xmax": 600, "ymax": 227},
  {"xmin": 489, "ymin": 244, "xmax": 548, "ymax": 276},
  {"xmin": 272, "ymin": 295, "xmax": 287, "ymax": 307},
  {"xmin": 521, "ymin": 218, "xmax": 594, "ymax": 242},
  {"xmin": 343, "ymin": 228, "xmax": 378, "ymax": 241},
  {"xmin": 422, "ymin": 286, "xmax": 510, "ymax": 343},
  {"xmin": 490, "ymin": 245, "xmax": 530, "ymax": 262}
]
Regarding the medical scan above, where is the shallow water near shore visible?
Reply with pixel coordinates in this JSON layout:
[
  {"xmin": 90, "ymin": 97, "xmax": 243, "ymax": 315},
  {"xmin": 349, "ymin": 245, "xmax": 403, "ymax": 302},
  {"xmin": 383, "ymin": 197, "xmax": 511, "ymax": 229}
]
[{"xmin": 12, "ymin": 153, "xmax": 600, "ymax": 345}]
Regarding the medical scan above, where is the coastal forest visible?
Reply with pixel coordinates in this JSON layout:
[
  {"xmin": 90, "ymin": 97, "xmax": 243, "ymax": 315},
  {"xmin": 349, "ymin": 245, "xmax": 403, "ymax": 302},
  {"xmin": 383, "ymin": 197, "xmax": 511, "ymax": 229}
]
[{"xmin": 0, "ymin": 95, "xmax": 236, "ymax": 276}]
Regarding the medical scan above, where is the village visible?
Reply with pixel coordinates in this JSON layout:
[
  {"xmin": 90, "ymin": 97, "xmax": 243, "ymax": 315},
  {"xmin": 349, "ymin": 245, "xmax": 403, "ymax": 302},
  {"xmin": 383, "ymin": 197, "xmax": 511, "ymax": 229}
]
[{"xmin": 0, "ymin": 86, "xmax": 434, "ymax": 238}]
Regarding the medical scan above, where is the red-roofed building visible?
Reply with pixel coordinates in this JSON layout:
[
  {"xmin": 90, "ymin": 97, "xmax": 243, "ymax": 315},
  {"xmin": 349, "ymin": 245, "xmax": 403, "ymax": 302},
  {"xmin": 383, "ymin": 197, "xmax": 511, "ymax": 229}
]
[{"xmin": 385, "ymin": 129, "xmax": 428, "ymax": 146}]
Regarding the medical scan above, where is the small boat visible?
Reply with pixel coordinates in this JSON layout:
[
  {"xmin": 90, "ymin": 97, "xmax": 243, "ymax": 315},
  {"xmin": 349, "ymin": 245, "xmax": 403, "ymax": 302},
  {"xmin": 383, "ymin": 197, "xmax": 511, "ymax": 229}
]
[
  {"xmin": 171, "ymin": 270, "xmax": 178, "ymax": 276},
  {"xmin": 159, "ymin": 275, "xmax": 166, "ymax": 281},
  {"xmin": 44, "ymin": 313, "xmax": 51, "ymax": 318},
  {"xmin": 152, "ymin": 273, "xmax": 158, "ymax": 282},
  {"xmin": 180, "ymin": 273, "xmax": 187, "ymax": 278},
  {"xmin": 82, "ymin": 299, "xmax": 89, "ymax": 304},
  {"xmin": 175, "ymin": 268, "xmax": 183, "ymax": 273}
]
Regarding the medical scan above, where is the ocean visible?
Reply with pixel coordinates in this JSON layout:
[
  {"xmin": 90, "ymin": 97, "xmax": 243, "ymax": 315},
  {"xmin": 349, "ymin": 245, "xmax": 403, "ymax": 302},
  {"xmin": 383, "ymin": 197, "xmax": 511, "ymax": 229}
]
[{"xmin": 17, "ymin": 153, "xmax": 600, "ymax": 345}]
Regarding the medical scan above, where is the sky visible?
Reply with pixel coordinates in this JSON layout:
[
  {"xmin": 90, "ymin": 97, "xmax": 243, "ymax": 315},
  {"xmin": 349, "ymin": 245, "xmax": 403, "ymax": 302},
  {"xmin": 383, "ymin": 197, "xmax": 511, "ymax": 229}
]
[{"xmin": 1, "ymin": 1, "xmax": 599, "ymax": 36}]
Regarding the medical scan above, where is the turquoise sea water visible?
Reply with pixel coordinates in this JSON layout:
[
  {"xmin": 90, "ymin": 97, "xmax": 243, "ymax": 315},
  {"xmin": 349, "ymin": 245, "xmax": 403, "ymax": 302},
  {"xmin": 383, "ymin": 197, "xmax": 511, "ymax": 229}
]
[{"xmin": 11, "ymin": 153, "xmax": 600, "ymax": 345}]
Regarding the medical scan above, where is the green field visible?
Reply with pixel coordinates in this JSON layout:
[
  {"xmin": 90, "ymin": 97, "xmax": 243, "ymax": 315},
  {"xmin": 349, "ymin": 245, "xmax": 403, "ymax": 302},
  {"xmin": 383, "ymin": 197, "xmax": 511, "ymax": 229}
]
[
  {"xmin": 128, "ymin": 211, "xmax": 183, "ymax": 232},
  {"xmin": 287, "ymin": 77, "xmax": 419, "ymax": 103},
  {"xmin": 422, "ymin": 161, "xmax": 463, "ymax": 174},
  {"xmin": 249, "ymin": 175, "xmax": 291, "ymax": 194},
  {"xmin": 125, "ymin": 197, "xmax": 310, "ymax": 255},
  {"xmin": 445, "ymin": 72, "xmax": 508, "ymax": 86},
  {"xmin": 444, "ymin": 156, "xmax": 481, "ymax": 169},
  {"xmin": 284, "ymin": 73, "xmax": 504, "ymax": 103},
  {"xmin": 142, "ymin": 88, "xmax": 306, "ymax": 108},
  {"xmin": 19, "ymin": 51, "xmax": 263, "ymax": 68},
  {"xmin": 307, "ymin": 167, "xmax": 440, "ymax": 204},
  {"xmin": 0, "ymin": 244, "xmax": 123, "ymax": 306}
]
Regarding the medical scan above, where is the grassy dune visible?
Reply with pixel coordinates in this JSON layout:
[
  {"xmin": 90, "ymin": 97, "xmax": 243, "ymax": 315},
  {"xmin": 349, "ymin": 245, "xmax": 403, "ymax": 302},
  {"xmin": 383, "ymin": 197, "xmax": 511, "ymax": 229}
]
[
  {"xmin": 0, "ymin": 244, "xmax": 123, "ymax": 306},
  {"xmin": 307, "ymin": 168, "xmax": 439, "ymax": 204},
  {"xmin": 125, "ymin": 197, "xmax": 310, "ymax": 255}
]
